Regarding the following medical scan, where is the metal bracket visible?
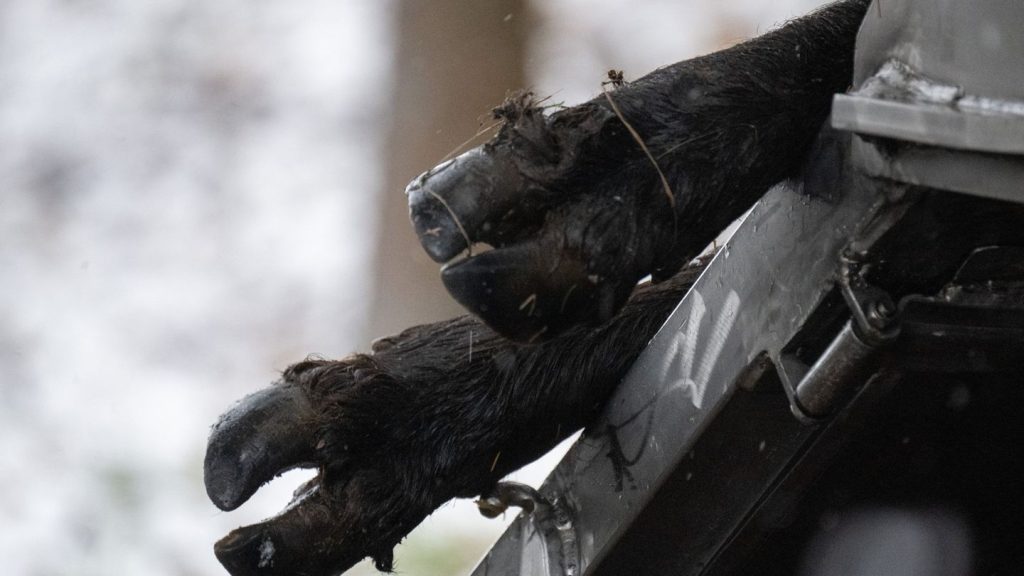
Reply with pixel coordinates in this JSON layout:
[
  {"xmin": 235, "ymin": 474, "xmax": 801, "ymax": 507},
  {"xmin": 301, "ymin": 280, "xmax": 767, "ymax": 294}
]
[
  {"xmin": 476, "ymin": 482, "xmax": 581, "ymax": 576},
  {"xmin": 782, "ymin": 248, "xmax": 901, "ymax": 422}
]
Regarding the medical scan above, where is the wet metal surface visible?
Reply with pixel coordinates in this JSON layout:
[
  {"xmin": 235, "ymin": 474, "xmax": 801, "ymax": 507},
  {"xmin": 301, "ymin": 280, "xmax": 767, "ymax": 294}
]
[
  {"xmin": 832, "ymin": 62, "xmax": 1024, "ymax": 155},
  {"xmin": 854, "ymin": 0, "xmax": 1024, "ymax": 103},
  {"xmin": 849, "ymin": 138, "xmax": 1024, "ymax": 204}
]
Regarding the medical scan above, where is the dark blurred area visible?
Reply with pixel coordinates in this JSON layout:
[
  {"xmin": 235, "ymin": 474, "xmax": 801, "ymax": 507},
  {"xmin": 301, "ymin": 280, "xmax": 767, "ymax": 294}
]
[{"xmin": 800, "ymin": 508, "xmax": 972, "ymax": 576}]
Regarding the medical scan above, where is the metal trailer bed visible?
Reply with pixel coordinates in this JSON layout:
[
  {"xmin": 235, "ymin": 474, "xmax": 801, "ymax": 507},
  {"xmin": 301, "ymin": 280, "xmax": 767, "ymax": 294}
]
[{"xmin": 470, "ymin": 2, "xmax": 1024, "ymax": 574}]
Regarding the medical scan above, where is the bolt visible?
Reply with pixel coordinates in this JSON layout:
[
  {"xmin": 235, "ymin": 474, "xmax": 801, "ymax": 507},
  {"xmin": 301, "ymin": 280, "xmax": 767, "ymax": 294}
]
[{"xmin": 867, "ymin": 299, "xmax": 895, "ymax": 328}]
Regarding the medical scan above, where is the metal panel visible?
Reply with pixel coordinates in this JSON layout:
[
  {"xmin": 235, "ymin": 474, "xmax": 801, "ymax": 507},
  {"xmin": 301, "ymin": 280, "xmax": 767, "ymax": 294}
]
[
  {"xmin": 831, "ymin": 93, "xmax": 1024, "ymax": 155},
  {"xmin": 848, "ymin": 138, "xmax": 1024, "ymax": 204},
  {"xmin": 854, "ymin": 0, "xmax": 1024, "ymax": 102}
]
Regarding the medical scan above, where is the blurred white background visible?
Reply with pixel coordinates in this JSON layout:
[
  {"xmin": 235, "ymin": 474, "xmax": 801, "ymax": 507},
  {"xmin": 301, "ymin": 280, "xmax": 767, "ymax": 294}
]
[{"xmin": 0, "ymin": 1, "xmax": 827, "ymax": 574}]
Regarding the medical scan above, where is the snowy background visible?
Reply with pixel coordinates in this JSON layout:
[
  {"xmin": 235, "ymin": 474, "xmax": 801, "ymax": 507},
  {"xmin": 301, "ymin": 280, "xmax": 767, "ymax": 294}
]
[{"xmin": 0, "ymin": 1, "xmax": 826, "ymax": 574}]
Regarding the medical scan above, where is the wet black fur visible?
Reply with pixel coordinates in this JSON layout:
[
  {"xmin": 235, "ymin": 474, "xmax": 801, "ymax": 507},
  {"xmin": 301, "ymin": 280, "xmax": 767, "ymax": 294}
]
[
  {"xmin": 279, "ymin": 262, "xmax": 706, "ymax": 570},
  {"xmin": 210, "ymin": 2, "xmax": 877, "ymax": 574},
  {"xmin": 498, "ymin": 0, "xmax": 868, "ymax": 268},
  {"xmin": 425, "ymin": 0, "xmax": 870, "ymax": 341}
]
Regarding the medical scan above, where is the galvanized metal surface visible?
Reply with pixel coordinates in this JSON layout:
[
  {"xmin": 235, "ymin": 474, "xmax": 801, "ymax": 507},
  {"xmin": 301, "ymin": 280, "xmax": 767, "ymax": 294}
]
[
  {"xmin": 831, "ymin": 93, "xmax": 1024, "ymax": 155},
  {"xmin": 834, "ymin": 0, "xmax": 1024, "ymax": 200},
  {"xmin": 854, "ymin": 0, "xmax": 1024, "ymax": 102},
  {"xmin": 833, "ymin": 61, "xmax": 1024, "ymax": 155},
  {"xmin": 849, "ymin": 138, "xmax": 1024, "ymax": 204}
]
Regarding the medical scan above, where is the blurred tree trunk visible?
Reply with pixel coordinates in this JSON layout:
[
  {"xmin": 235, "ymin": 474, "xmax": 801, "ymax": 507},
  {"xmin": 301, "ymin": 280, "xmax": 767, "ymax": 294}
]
[{"xmin": 366, "ymin": 0, "xmax": 527, "ymax": 340}]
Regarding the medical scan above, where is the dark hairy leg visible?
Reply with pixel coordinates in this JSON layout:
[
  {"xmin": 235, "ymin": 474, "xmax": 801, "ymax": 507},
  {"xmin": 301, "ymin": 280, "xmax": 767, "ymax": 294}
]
[
  {"xmin": 207, "ymin": 2, "xmax": 874, "ymax": 574},
  {"xmin": 408, "ymin": 0, "xmax": 870, "ymax": 342},
  {"xmin": 206, "ymin": 261, "xmax": 706, "ymax": 576}
]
